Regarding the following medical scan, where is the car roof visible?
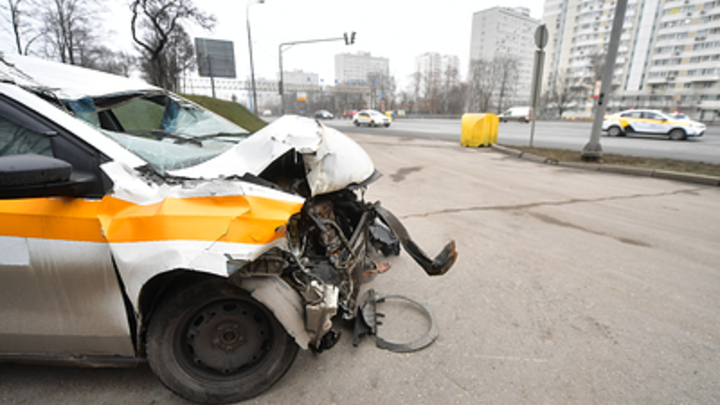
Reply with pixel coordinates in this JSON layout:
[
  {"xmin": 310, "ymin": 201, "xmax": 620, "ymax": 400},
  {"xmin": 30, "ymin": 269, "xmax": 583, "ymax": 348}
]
[{"xmin": 0, "ymin": 53, "xmax": 159, "ymax": 100}]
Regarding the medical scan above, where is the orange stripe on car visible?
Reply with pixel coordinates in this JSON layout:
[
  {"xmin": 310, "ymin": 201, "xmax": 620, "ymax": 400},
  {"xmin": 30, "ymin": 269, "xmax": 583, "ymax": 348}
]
[{"xmin": 0, "ymin": 195, "xmax": 303, "ymax": 244}]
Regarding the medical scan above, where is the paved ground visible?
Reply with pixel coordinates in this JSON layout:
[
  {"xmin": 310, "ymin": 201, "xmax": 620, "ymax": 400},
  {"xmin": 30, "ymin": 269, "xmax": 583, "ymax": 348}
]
[{"xmin": 1, "ymin": 133, "xmax": 719, "ymax": 404}]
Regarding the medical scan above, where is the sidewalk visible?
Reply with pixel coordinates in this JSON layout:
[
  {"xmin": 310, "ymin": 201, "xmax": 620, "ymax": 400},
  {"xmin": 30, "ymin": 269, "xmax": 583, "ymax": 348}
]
[{"xmin": 491, "ymin": 144, "xmax": 720, "ymax": 187}]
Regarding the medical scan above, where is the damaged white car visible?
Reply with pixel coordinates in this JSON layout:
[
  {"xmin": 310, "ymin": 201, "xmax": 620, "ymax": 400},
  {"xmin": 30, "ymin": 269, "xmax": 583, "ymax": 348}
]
[{"xmin": 0, "ymin": 54, "xmax": 456, "ymax": 403}]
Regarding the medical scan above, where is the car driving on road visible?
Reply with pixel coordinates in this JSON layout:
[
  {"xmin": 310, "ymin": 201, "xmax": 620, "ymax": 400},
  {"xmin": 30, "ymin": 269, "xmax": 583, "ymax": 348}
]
[
  {"xmin": 602, "ymin": 109, "xmax": 705, "ymax": 140},
  {"xmin": 352, "ymin": 109, "xmax": 391, "ymax": 127}
]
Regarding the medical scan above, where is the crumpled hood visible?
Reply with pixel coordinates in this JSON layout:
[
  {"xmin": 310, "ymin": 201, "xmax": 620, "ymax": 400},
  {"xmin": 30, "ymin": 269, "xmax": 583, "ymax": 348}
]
[{"xmin": 168, "ymin": 115, "xmax": 376, "ymax": 197}]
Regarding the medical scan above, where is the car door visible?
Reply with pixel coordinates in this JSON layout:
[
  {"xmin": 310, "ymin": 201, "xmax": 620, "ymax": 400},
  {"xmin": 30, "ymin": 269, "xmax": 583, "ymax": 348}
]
[
  {"xmin": 621, "ymin": 111, "xmax": 645, "ymax": 133},
  {"xmin": 355, "ymin": 111, "xmax": 370, "ymax": 125},
  {"xmin": 0, "ymin": 94, "xmax": 135, "ymax": 358},
  {"xmin": 642, "ymin": 111, "xmax": 668, "ymax": 134}
]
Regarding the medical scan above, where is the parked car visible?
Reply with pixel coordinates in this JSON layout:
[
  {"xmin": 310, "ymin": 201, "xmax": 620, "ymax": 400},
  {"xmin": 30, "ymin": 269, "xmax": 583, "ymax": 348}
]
[
  {"xmin": 344, "ymin": 109, "xmax": 358, "ymax": 119},
  {"xmin": 0, "ymin": 54, "xmax": 456, "ymax": 404},
  {"xmin": 602, "ymin": 109, "xmax": 705, "ymax": 140},
  {"xmin": 313, "ymin": 109, "xmax": 334, "ymax": 119},
  {"xmin": 352, "ymin": 109, "xmax": 391, "ymax": 127},
  {"xmin": 499, "ymin": 106, "xmax": 531, "ymax": 123}
]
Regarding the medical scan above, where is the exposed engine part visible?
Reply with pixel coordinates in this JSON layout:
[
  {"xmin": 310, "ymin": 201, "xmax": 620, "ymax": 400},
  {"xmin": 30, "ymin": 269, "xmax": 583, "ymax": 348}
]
[
  {"xmin": 353, "ymin": 289, "xmax": 439, "ymax": 353},
  {"xmin": 303, "ymin": 282, "xmax": 339, "ymax": 351},
  {"xmin": 374, "ymin": 205, "xmax": 457, "ymax": 276},
  {"xmin": 369, "ymin": 219, "xmax": 400, "ymax": 257}
]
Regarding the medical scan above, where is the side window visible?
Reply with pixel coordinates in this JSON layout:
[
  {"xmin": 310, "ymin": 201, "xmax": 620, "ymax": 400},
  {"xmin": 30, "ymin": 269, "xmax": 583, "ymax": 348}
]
[{"xmin": 0, "ymin": 115, "xmax": 53, "ymax": 157}]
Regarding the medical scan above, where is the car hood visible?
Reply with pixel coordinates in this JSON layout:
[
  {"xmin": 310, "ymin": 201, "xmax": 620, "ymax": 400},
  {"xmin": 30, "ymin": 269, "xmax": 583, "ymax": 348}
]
[{"xmin": 169, "ymin": 115, "xmax": 376, "ymax": 197}]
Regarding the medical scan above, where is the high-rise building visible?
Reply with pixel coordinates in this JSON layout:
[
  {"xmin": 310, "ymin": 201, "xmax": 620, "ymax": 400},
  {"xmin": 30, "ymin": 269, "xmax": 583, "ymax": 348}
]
[
  {"xmin": 543, "ymin": 0, "xmax": 720, "ymax": 119},
  {"xmin": 415, "ymin": 52, "xmax": 461, "ymax": 91},
  {"xmin": 334, "ymin": 52, "xmax": 389, "ymax": 84},
  {"xmin": 469, "ymin": 6, "xmax": 541, "ymax": 109}
]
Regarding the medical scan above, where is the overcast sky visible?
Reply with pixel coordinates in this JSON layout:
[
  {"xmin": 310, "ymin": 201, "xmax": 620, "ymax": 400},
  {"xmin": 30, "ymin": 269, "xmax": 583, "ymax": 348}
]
[{"xmin": 1, "ymin": 0, "xmax": 545, "ymax": 91}]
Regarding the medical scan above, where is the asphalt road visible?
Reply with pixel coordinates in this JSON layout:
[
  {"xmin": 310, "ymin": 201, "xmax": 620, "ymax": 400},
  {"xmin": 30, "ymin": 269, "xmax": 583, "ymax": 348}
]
[
  {"xmin": 1, "ymin": 132, "xmax": 718, "ymax": 404},
  {"xmin": 325, "ymin": 118, "xmax": 720, "ymax": 164}
]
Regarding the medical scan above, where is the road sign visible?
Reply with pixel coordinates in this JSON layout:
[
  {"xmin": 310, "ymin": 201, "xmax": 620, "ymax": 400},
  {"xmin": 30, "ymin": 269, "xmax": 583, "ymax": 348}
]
[
  {"xmin": 195, "ymin": 38, "xmax": 236, "ymax": 79},
  {"xmin": 535, "ymin": 25, "xmax": 549, "ymax": 50}
]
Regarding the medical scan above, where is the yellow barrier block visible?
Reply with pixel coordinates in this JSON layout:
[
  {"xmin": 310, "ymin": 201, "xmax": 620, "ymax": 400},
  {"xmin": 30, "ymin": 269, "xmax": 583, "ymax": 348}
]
[{"xmin": 461, "ymin": 113, "xmax": 499, "ymax": 147}]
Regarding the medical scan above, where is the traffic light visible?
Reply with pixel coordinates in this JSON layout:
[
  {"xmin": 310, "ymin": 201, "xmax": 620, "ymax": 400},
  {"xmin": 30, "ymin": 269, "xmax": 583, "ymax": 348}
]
[{"xmin": 344, "ymin": 31, "xmax": 356, "ymax": 45}]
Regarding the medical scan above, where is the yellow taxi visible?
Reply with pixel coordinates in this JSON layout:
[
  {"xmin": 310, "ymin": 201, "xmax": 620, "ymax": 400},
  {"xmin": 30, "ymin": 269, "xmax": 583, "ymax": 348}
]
[{"xmin": 602, "ymin": 109, "xmax": 705, "ymax": 141}]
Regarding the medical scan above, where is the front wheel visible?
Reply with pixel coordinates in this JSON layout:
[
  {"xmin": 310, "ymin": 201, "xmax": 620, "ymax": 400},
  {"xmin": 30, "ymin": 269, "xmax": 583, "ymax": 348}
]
[
  {"xmin": 607, "ymin": 126, "xmax": 623, "ymax": 137},
  {"xmin": 669, "ymin": 128, "xmax": 686, "ymax": 141},
  {"xmin": 146, "ymin": 278, "xmax": 298, "ymax": 404},
  {"xmin": 353, "ymin": 121, "xmax": 360, "ymax": 126}
]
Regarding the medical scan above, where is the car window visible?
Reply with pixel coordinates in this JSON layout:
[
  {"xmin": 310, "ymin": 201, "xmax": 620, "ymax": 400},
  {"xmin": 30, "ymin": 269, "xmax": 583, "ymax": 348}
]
[
  {"xmin": 79, "ymin": 94, "xmax": 249, "ymax": 174},
  {"xmin": 0, "ymin": 115, "xmax": 53, "ymax": 157},
  {"xmin": 643, "ymin": 112, "xmax": 663, "ymax": 120},
  {"xmin": 621, "ymin": 112, "xmax": 642, "ymax": 118}
]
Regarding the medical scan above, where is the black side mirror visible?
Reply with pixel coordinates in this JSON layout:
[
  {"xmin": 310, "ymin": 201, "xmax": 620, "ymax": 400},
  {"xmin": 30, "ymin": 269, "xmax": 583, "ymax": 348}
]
[{"xmin": 0, "ymin": 154, "xmax": 93, "ymax": 199}]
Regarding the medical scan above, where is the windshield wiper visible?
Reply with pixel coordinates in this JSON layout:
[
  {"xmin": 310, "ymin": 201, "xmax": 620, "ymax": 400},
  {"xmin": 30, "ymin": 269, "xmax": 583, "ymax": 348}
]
[
  {"xmin": 127, "ymin": 130, "xmax": 203, "ymax": 147},
  {"xmin": 190, "ymin": 132, "xmax": 249, "ymax": 142}
]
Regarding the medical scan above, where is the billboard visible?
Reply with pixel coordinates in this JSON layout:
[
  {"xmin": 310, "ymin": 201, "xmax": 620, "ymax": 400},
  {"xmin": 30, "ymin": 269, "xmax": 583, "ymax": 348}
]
[{"xmin": 195, "ymin": 38, "xmax": 236, "ymax": 79}]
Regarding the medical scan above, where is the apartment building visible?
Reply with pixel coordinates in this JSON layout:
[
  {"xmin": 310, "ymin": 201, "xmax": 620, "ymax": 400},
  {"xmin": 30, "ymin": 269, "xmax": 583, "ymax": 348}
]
[
  {"xmin": 334, "ymin": 51, "xmax": 390, "ymax": 84},
  {"xmin": 415, "ymin": 52, "xmax": 461, "ymax": 90},
  {"xmin": 469, "ymin": 6, "xmax": 541, "ymax": 108},
  {"xmin": 543, "ymin": 0, "xmax": 720, "ymax": 120}
]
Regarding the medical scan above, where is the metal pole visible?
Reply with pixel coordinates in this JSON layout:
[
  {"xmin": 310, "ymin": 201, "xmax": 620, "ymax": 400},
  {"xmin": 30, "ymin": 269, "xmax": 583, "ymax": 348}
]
[
  {"xmin": 277, "ymin": 35, "xmax": 354, "ymax": 116},
  {"xmin": 279, "ymin": 44, "xmax": 285, "ymax": 115},
  {"xmin": 208, "ymin": 55, "xmax": 216, "ymax": 98},
  {"xmin": 246, "ymin": 0, "xmax": 263, "ymax": 115},
  {"xmin": 530, "ymin": 50, "xmax": 545, "ymax": 148},
  {"xmin": 582, "ymin": 0, "xmax": 628, "ymax": 161}
]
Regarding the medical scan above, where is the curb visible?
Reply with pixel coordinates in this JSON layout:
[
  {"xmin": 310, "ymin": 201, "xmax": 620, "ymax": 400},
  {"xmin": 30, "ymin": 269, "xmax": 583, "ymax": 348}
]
[{"xmin": 490, "ymin": 144, "xmax": 720, "ymax": 187}]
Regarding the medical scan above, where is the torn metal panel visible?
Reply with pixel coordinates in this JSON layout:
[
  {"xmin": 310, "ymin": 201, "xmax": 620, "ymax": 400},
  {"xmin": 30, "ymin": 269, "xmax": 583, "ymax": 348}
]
[{"xmin": 169, "ymin": 116, "xmax": 376, "ymax": 197}]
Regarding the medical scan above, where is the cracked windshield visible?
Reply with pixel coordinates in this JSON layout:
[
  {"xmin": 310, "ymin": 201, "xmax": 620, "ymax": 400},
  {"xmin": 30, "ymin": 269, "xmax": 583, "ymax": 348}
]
[{"xmin": 94, "ymin": 94, "xmax": 247, "ymax": 172}]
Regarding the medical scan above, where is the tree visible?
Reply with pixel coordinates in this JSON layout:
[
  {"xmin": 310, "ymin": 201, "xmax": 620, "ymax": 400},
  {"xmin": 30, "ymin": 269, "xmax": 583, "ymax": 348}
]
[
  {"xmin": 39, "ymin": 0, "xmax": 98, "ymax": 64},
  {"xmin": 131, "ymin": 0, "xmax": 215, "ymax": 91},
  {"xmin": 467, "ymin": 58, "xmax": 496, "ymax": 112},
  {"xmin": 494, "ymin": 56, "xmax": 519, "ymax": 114},
  {"xmin": 1, "ymin": 0, "xmax": 41, "ymax": 54},
  {"xmin": 545, "ymin": 74, "xmax": 580, "ymax": 118},
  {"xmin": 80, "ymin": 46, "xmax": 136, "ymax": 77}
]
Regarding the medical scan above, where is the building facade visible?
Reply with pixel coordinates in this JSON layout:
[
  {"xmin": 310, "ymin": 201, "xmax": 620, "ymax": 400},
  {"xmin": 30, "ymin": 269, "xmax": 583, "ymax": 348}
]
[
  {"xmin": 469, "ymin": 6, "xmax": 541, "ymax": 109},
  {"xmin": 415, "ymin": 52, "xmax": 461, "ymax": 90},
  {"xmin": 543, "ymin": 0, "xmax": 720, "ymax": 120},
  {"xmin": 334, "ymin": 52, "xmax": 390, "ymax": 84}
]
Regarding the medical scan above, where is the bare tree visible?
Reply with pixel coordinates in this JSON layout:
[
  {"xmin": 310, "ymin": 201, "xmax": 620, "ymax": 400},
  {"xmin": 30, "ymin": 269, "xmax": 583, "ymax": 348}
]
[
  {"xmin": 545, "ymin": 73, "xmax": 580, "ymax": 118},
  {"xmin": 80, "ymin": 46, "xmax": 136, "ymax": 76},
  {"xmin": 467, "ymin": 58, "xmax": 496, "ymax": 112},
  {"xmin": 367, "ymin": 72, "xmax": 395, "ymax": 111},
  {"xmin": 38, "ymin": 0, "xmax": 99, "ymax": 64},
  {"xmin": 494, "ymin": 56, "xmax": 519, "ymax": 114},
  {"xmin": 1, "ymin": 0, "xmax": 41, "ymax": 54},
  {"xmin": 131, "ymin": 0, "xmax": 215, "ymax": 90}
]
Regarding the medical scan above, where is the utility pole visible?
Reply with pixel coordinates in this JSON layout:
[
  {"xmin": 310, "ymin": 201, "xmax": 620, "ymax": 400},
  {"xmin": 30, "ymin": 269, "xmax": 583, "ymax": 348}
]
[{"xmin": 582, "ymin": 0, "xmax": 628, "ymax": 161}]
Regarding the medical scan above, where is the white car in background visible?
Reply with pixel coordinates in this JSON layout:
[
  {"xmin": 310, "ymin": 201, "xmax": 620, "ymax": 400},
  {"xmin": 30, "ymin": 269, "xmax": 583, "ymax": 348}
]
[
  {"xmin": 352, "ymin": 109, "xmax": 391, "ymax": 127},
  {"xmin": 602, "ymin": 109, "xmax": 705, "ymax": 140}
]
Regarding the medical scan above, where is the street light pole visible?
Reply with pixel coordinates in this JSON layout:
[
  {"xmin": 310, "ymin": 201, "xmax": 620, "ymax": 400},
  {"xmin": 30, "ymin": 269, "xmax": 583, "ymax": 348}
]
[
  {"xmin": 246, "ymin": 0, "xmax": 264, "ymax": 115},
  {"xmin": 279, "ymin": 32, "xmax": 355, "ymax": 115}
]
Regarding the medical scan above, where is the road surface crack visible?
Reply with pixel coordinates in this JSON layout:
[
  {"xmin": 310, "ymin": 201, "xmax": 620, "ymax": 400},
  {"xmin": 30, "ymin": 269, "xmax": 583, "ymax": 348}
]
[{"xmin": 401, "ymin": 187, "xmax": 704, "ymax": 219}]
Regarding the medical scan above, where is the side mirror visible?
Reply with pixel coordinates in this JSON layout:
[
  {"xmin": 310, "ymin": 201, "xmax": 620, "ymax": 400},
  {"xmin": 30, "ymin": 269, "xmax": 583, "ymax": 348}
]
[{"xmin": 0, "ymin": 154, "xmax": 93, "ymax": 199}]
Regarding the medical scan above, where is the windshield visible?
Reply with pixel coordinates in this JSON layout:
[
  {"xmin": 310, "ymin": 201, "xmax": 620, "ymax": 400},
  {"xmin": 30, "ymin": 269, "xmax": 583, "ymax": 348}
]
[{"xmin": 64, "ymin": 92, "xmax": 249, "ymax": 174}]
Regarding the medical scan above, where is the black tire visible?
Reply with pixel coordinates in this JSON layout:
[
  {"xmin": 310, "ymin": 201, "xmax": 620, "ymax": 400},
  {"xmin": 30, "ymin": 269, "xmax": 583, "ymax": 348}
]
[
  {"xmin": 384, "ymin": 123, "xmax": 390, "ymax": 127},
  {"xmin": 146, "ymin": 278, "xmax": 299, "ymax": 404},
  {"xmin": 669, "ymin": 128, "xmax": 686, "ymax": 141},
  {"xmin": 608, "ymin": 126, "xmax": 623, "ymax": 137},
  {"xmin": 353, "ymin": 121, "xmax": 360, "ymax": 126}
]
